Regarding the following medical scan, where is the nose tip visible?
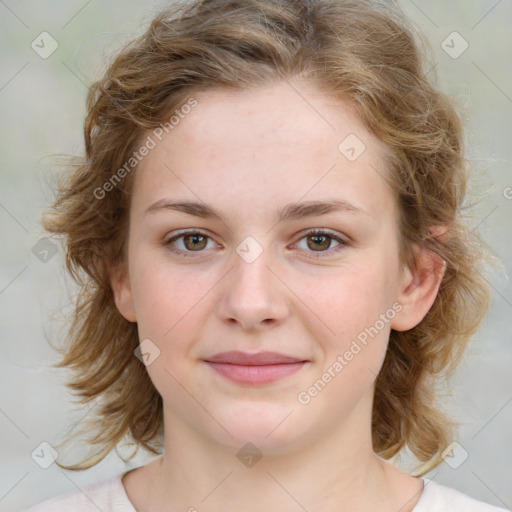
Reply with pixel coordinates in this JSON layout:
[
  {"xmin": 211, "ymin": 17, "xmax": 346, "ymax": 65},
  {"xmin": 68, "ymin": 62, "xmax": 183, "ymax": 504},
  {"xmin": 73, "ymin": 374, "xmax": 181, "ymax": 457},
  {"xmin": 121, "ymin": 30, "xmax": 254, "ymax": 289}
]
[{"xmin": 215, "ymin": 241, "xmax": 289, "ymax": 331}]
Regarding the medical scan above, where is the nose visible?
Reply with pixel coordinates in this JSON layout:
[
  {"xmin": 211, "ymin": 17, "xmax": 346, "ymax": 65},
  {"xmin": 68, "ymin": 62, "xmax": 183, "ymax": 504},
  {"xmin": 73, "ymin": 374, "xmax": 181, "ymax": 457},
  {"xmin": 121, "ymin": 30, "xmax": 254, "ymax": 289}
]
[{"xmin": 216, "ymin": 241, "xmax": 290, "ymax": 332}]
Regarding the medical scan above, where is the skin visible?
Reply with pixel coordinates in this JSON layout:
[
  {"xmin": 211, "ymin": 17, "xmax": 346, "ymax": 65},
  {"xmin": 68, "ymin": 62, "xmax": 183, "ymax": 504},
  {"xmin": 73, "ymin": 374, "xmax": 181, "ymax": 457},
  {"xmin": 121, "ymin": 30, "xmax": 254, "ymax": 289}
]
[{"xmin": 111, "ymin": 79, "xmax": 445, "ymax": 512}]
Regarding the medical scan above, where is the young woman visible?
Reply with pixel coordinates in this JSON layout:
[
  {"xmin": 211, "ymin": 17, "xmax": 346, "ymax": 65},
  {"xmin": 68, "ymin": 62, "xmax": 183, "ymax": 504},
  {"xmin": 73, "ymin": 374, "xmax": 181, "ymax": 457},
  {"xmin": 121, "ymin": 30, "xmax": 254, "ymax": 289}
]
[{"xmin": 24, "ymin": 0, "xmax": 507, "ymax": 510}]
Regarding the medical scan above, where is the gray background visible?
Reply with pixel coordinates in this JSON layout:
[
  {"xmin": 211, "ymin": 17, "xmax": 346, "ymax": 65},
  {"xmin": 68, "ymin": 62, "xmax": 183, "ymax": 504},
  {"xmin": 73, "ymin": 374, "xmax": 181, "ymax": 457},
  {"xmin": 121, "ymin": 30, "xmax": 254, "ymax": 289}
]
[{"xmin": 1, "ymin": 1, "xmax": 511, "ymax": 511}]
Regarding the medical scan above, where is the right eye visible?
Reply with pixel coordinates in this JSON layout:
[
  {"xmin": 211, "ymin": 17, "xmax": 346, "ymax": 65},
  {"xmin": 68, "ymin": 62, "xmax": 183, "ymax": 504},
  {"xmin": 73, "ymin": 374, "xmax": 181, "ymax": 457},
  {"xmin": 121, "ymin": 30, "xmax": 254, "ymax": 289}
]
[{"xmin": 164, "ymin": 230, "xmax": 220, "ymax": 257}]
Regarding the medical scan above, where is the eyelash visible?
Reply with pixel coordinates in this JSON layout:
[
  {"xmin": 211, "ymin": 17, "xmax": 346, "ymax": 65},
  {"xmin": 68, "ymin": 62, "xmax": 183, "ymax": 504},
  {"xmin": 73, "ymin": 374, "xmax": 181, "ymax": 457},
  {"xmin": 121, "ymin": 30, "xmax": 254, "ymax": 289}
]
[{"xmin": 164, "ymin": 229, "xmax": 349, "ymax": 259}]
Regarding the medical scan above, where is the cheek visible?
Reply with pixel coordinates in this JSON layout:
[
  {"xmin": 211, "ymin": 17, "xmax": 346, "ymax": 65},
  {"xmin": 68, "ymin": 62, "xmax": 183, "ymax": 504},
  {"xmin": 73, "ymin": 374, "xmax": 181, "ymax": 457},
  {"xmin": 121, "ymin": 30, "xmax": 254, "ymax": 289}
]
[
  {"xmin": 305, "ymin": 262, "xmax": 395, "ymax": 369},
  {"xmin": 307, "ymin": 262, "xmax": 393, "ymax": 328},
  {"xmin": 298, "ymin": 269, "xmax": 394, "ymax": 420},
  {"xmin": 129, "ymin": 255, "xmax": 206, "ymax": 340},
  {"xmin": 130, "ymin": 263, "xmax": 208, "ymax": 390}
]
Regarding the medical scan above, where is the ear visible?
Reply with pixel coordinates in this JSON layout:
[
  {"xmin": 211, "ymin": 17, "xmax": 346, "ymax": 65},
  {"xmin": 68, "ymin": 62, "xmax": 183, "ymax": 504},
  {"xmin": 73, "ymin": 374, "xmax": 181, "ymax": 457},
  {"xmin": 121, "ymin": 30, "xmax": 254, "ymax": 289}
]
[
  {"xmin": 110, "ymin": 261, "xmax": 137, "ymax": 323},
  {"xmin": 391, "ymin": 228, "xmax": 447, "ymax": 332}
]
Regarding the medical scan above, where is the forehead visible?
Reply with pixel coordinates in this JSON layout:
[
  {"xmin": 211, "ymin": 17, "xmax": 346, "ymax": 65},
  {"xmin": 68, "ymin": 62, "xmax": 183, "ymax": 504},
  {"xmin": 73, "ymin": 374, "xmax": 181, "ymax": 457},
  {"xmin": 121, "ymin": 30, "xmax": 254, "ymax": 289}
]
[
  {"xmin": 132, "ymin": 81, "xmax": 396, "ymax": 222},
  {"xmin": 165, "ymin": 81, "xmax": 386, "ymax": 160}
]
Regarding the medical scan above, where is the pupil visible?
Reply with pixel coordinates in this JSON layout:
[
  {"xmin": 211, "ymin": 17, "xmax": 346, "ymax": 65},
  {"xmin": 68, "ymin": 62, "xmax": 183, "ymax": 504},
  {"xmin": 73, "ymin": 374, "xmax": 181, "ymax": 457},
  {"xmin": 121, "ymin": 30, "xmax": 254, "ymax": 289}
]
[
  {"xmin": 310, "ymin": 235, "xmax": 329, "ymax": 250},
  {"xmin": 186, "ymin": 234, "xmax": 206, "ymax": 250}
]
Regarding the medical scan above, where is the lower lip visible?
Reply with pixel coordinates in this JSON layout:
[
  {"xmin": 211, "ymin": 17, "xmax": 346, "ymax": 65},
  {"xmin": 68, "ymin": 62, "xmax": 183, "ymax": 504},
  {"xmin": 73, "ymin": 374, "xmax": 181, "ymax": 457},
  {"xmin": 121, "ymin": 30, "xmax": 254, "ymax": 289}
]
[{"xmin": 205, "ymin": 361, "xmax": 307, "ymax": 385}]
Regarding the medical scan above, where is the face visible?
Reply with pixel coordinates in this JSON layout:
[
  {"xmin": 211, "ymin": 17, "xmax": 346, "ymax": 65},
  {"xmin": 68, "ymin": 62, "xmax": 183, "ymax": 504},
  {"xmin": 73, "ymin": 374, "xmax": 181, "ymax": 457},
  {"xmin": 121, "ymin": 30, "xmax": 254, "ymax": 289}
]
[{"xmin": 112, "ymin": 80, "xmax": 434, "ymax": 455}]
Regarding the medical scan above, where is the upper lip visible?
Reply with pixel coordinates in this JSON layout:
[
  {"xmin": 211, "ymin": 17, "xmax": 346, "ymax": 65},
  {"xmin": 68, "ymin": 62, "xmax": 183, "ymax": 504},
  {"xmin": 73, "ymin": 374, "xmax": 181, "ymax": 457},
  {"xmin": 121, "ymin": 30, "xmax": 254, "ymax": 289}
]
[{"xmin": 204, "ymin": 351, "xmax": 307, "ymax": 365}]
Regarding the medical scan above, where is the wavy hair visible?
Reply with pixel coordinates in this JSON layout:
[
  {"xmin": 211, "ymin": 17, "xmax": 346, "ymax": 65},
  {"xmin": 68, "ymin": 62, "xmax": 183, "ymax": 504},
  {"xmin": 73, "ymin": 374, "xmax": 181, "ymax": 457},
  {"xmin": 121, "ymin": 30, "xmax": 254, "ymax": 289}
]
[{"xmin": 43, "ymin": 0, "xmax": 493, "ymax": 473}]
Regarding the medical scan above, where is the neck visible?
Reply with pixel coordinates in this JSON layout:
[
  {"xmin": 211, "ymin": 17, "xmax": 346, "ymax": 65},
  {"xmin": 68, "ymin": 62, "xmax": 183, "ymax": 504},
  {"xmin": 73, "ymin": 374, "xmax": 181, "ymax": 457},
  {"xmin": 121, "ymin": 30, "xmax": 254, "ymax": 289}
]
[{"xmin": 136, "ymin": 388, "xmax": 423, "ymax": 512}]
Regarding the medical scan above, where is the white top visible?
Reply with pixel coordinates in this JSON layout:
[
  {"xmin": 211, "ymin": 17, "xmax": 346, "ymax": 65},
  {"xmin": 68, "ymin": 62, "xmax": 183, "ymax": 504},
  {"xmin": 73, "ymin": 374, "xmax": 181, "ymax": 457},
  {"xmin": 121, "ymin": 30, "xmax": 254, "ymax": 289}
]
[{"xmin": 23, "ymin": 474, "xmax": 509, "ymax": 512}]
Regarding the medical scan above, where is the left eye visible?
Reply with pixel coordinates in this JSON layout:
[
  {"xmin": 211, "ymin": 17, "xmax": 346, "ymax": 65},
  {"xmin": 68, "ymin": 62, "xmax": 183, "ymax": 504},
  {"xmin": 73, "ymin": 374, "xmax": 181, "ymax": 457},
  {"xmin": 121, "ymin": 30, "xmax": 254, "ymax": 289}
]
[
  {"xmin": 164, "ymin": 229, "xmax": 347, "ymax": 258},
  {"xmin": 292, "ymin": 230, "xmax": 347, "ymax": 257}
]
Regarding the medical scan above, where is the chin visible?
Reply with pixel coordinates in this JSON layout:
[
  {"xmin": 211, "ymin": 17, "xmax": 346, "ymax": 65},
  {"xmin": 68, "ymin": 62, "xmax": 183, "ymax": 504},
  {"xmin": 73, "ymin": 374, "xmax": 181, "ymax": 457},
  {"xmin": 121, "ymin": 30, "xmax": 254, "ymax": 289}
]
[{"xmin": 208, "ymin": 400, "xmax": 312, "ymax": 455}]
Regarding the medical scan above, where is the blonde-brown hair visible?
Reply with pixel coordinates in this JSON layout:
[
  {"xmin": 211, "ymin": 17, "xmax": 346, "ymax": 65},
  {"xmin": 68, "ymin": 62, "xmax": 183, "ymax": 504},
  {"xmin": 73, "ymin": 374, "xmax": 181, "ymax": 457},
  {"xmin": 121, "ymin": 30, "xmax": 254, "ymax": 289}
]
[{"xmin": 44, "ymin": 0, "xmax": 492, "ymax": 474}]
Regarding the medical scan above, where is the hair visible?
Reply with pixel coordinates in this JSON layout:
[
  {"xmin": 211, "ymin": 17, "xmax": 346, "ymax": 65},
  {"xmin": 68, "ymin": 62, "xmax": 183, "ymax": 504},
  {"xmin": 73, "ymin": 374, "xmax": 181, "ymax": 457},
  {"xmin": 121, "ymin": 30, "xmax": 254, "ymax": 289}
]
[{"xmin": 43, "ymin": 0, "xmax": 493, "ymax": 474}]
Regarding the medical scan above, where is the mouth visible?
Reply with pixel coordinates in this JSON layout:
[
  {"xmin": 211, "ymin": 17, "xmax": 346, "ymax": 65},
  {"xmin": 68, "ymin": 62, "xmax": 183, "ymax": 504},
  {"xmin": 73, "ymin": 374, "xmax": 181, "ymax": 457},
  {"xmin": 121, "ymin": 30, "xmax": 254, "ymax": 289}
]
[{"xmin": 202, "ymin": 351, "xmax": 309, "ymax": 385}]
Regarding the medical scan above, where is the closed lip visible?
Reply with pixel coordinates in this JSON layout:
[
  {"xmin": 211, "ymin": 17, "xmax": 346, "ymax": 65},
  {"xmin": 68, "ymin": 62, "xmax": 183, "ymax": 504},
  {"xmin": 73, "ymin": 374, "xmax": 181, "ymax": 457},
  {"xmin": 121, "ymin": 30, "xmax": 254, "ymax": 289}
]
[{"xmin": 203, "ymin": 351, "xmax": 307, "ymax": 365}]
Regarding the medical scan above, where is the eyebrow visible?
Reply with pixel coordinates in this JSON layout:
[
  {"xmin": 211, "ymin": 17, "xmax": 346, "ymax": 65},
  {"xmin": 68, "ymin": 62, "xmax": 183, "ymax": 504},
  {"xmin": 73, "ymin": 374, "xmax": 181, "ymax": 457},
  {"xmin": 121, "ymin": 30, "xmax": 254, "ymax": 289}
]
[{"xmin": 145, "ymin": 198, "xmax": 373, "ymax": 224}]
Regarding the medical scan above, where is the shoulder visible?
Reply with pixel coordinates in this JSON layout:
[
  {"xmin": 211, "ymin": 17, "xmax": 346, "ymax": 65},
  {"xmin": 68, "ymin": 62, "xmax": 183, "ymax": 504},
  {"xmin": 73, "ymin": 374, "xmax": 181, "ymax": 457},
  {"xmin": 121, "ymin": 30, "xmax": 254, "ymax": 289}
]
[
  {"xmin": 415, "ymin": 478, "xmax": 509, "ymax": 512},
  {"xmin": 22, "ymin": 472, "xmax": 136, "ymax": 512}
]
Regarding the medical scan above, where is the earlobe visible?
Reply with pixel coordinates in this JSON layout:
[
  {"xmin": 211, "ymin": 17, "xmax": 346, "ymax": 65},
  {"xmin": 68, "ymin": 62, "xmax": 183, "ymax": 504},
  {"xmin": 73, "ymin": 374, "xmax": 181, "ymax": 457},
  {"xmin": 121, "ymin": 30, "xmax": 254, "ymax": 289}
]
[
  {"xmin": 391, "ymin": 242, "xmax": 446, "ymax": 332},
  {"xmin": 110, "ymin": 262, "xmax": 137, "ymax": 323}
]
